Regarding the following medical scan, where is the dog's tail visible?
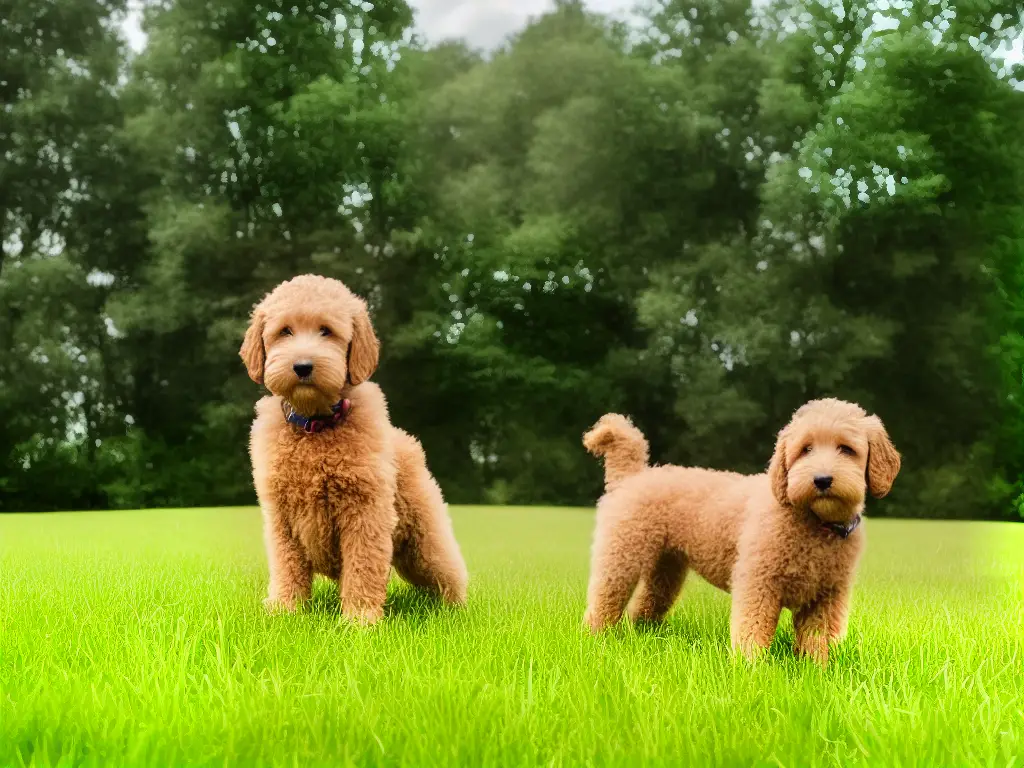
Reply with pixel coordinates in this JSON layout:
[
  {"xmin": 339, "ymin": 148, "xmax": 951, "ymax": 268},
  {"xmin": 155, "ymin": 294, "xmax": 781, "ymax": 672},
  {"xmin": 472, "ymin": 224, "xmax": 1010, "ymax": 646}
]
[{"xmin": 583, "ymin": 413, "xmax": 649, "ymax": 493}]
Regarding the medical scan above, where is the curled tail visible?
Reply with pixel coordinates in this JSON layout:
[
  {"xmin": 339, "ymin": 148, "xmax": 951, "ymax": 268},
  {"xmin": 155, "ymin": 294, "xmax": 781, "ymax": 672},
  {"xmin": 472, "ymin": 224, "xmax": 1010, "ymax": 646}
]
[{"xmin": 583, "ymin": 413, "xmax": 649, "ymax": 492}]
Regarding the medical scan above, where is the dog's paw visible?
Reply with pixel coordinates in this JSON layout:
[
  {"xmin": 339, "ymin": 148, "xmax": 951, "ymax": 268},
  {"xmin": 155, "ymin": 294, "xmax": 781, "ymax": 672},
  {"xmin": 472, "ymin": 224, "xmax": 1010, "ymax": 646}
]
[
  {"xmin": 795, "ymin": 641, "xmax": 830, "ymax": 668},
  {"xmin": 342, "ymin": 605, "xmax": 384, "ymax": 627},
  {"xmin": 731, "ymin": 640, "xmax": 770, "ymax": 665},
  {"xmin": 263, "ymin": 596, "xmax": 298, "ymax": 615},
  {"xmin": 583, "ymin": 611, "xmax": 611, "ymax": 635},
  {"xmin": 793, "ymin": 626, "xmax": 832, "ymax": 667}
]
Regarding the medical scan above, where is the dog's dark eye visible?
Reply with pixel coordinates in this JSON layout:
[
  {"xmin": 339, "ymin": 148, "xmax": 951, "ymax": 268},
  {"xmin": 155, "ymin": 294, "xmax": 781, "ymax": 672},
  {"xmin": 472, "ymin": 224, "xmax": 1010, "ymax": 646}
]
[
  {"xmin": 279, "ymin": 327, "xmax": 292, "ymax": 337},
  {"xmin": 839, "ymin": 444, "xmax": 856, "ymax": 456},
  {"xmin": 319, "ymin": 326, "xmax": 332, "ymax": 337},
  {"xmin": 801, "ymin": 445, "xmax": 812, "ymax": 455}
]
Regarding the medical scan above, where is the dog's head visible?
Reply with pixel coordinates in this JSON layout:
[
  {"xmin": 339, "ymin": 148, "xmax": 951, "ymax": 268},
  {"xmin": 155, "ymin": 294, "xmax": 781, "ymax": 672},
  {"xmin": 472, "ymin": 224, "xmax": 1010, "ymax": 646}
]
[
  {"xmin": 239, "ymin": 275, "xmax": 379, "ymax": 416},
  {"xmin": 767, "ymin": 398, "xmax": 900, "ymax": 523}
]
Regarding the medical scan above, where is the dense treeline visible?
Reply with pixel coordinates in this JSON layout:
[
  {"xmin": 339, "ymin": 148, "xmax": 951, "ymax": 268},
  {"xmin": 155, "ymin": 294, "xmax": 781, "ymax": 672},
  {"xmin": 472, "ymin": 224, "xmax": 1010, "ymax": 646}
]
[{"xmin": 1, "ymin": 0, "xmax": 1023, "ymax": 518}]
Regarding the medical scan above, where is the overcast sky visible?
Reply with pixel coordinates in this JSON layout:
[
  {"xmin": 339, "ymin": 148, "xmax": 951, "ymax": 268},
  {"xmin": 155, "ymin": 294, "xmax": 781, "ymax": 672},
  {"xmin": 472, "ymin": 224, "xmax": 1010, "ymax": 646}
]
[
  {"xmin": 121, "ymin": 0, "xmax": 1021, "ymax": 63},
  {"xmin": 409, "ymin": 0, "xmax": 637, "ymax": 50},
  {"xmin": 121, "ymin": 0, "xmax": 636, "ymax": 53}
]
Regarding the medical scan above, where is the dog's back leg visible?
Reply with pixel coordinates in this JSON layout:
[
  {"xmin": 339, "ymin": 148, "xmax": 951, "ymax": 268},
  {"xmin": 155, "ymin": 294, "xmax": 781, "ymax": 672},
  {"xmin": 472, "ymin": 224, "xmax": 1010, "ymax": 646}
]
[
  {"xmin": 627, "ymin": 549, "xmax": 688, "ymax": 624},
  {"xmin": 584, "ymin": 504, "xmax": 662, "ymax": 632},
  {"xmin": 391, "ymin": 429, "xmax": 469, "ymax": 605}
]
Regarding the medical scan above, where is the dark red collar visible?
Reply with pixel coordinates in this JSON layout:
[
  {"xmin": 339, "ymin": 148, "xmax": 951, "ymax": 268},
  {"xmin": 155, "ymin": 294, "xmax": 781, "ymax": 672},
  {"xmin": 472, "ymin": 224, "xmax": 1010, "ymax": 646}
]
[{"xmin": 281, "ymin": 398, "xmax": 352, "ymax": 433}]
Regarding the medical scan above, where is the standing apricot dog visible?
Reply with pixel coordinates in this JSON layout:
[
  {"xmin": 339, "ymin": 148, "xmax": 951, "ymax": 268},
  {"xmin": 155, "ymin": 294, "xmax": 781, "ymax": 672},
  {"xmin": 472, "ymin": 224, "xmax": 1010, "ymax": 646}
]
[
  {"xmin": 240, "ymin": 274, "xmax": 468, "ymax": 624},
  {"xmin": 582, "ymin": 399, "xmax": 900, "ymax": 665}
]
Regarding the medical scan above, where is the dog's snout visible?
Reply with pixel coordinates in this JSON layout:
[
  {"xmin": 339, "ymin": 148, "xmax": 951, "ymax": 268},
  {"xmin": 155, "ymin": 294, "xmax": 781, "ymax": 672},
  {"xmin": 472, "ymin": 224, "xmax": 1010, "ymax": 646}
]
[
  {"xmin": 813, "ymin": 475, "xmax": 833, "ymax": 491},
  {"xmin": 293, "ymin": 361, "xmax": 314, "ymax": 379}
]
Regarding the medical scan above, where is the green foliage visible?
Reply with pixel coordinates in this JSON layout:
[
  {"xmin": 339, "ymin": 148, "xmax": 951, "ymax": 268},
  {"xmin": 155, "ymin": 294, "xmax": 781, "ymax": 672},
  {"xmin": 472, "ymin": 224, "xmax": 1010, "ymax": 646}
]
[
  {"xmin": 0, "ymin": 0, "xmax": 132, "ymax": 511},
  {"xmin": 1, "ymin": 0, "xmax": 1023, "ymax": 517}
]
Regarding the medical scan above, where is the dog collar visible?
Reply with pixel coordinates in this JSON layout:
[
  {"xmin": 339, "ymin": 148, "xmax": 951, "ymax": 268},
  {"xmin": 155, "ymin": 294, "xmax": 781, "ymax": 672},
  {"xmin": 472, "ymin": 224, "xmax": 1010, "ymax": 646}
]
[
  {"xmin": 281, "ymin": 398, "xmax": 352, "ymax": 434},
  {"xmin": 821, "ymin": 514, "xmax": 861, "ymax": 539}
]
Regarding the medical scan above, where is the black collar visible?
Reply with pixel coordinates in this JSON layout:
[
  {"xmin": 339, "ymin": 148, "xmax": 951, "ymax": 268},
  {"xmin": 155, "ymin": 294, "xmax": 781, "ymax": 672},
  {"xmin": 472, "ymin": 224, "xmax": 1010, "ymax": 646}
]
[
  {"xmin": 281, "ymin": 397, "xmax": 352, "ymax": 433},
  {"xmin": 819, "ymin": 514, "xmax": 861, "ymax": 540}
]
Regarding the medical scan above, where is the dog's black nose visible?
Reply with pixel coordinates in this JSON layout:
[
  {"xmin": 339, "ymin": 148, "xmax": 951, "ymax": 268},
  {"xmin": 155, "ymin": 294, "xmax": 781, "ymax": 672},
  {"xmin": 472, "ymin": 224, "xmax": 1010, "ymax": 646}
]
[
  {"xmin": 293, "ymin": 361, "xmax": 314, "ymax": 379},
  {"xmin": 814, "ymin": 475, "xmax": 833, "ymax": 491}
]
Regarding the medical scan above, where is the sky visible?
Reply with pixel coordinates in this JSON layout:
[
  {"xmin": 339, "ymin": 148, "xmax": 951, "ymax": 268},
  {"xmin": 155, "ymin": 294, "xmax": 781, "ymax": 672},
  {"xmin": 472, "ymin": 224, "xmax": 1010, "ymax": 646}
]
[
  {"xmin": 121, "ymin": 0, "xmax": 1022, "ymax": 64},
  {"xmin": 405, "ymin": 0, "xmax": 635, "ymax": 50},
  {"xmin": 120, "ymin": 0, "xmax": 636, "ymax": 53}
]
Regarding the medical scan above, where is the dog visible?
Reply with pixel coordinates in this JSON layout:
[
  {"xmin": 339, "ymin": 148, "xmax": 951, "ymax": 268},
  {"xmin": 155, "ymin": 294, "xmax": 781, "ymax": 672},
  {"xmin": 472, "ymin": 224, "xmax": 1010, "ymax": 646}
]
[
  {"xmin": 239, "ymin": 274, "xmax": 468, "ymax": 624},
  {"xmin": 581, "ymin": 399, "xmax": 900, "ymax": 665}
]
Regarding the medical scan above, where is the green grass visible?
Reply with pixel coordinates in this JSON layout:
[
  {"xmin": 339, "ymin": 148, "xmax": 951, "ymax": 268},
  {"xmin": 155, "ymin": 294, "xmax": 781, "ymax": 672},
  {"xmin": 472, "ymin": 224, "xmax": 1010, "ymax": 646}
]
[{"xmin": 1, "ymin": 508, "xmax": 1022, "ymax": 767}]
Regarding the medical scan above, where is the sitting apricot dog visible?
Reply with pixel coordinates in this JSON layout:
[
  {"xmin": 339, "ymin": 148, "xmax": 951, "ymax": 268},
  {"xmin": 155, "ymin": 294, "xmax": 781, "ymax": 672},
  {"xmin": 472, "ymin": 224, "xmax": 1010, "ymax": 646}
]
[
  {"xmin": 239, "ymin": 274, "xmax": 468, "ymax": 623},
  {"xmin": 582, "ymin": 399, "xmax": 900, "ymax": 664}
]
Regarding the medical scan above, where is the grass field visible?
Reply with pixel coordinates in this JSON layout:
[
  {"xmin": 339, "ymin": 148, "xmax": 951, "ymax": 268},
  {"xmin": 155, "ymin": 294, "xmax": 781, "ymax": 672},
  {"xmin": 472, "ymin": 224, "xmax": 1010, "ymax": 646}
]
[{"xmin": 1, "ymin": 507, "xmax": 1022, "ymax": 767}]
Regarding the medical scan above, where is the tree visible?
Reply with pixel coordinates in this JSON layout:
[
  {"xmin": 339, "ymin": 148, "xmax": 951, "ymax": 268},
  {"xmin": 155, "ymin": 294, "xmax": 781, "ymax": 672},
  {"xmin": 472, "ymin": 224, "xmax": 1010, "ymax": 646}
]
[
  {"xmin": 2, "ymin": 0, "xmax": 1022, "ymax": 519},
  {"xmin": 0, "ymin": 0, "xmax": 132, "ymax": 510},
  {"xmin": 97, "ymin": 0, "xmax": 414, "ymax": 506},
  {"xmin": 638, "ymin": 0, "xmax": 1024, "ymax": 517}
]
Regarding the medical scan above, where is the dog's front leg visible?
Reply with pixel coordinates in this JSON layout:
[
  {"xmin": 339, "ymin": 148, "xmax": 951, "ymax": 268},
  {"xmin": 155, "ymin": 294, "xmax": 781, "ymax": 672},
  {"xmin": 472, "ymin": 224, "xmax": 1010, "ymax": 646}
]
[
  {"xmin": 793, "ymin": 583, "xmax": 851, "ymax": 667},
  {"xmin": 338, "ymin": 496, "xmax": 395, "ymax": 626},
  {"xmin": 729, "ymin": 577, "xmax": 782, "ymax": 662},
  {"xmin": 263, "ymin": 505, "xmax": 312, "ymax": 613}
]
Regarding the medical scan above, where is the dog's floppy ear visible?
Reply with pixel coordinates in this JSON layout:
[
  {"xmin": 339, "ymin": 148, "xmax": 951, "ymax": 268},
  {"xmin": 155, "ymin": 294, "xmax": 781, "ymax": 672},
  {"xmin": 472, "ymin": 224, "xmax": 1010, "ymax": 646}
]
[
  {"xmin": 240, "ymin": 309, "xmax": 266, "ymax": 384},
  {"xmin": 347, "ymin": 301, "xmax": 379, "ymax": 386},
  {"xmin": 767, "ymin": 430, "xmax": 790, "ymax": 506},
  {"xmin": 865, "ymin": 415, "xmax": 901, "ymax": 498}
]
